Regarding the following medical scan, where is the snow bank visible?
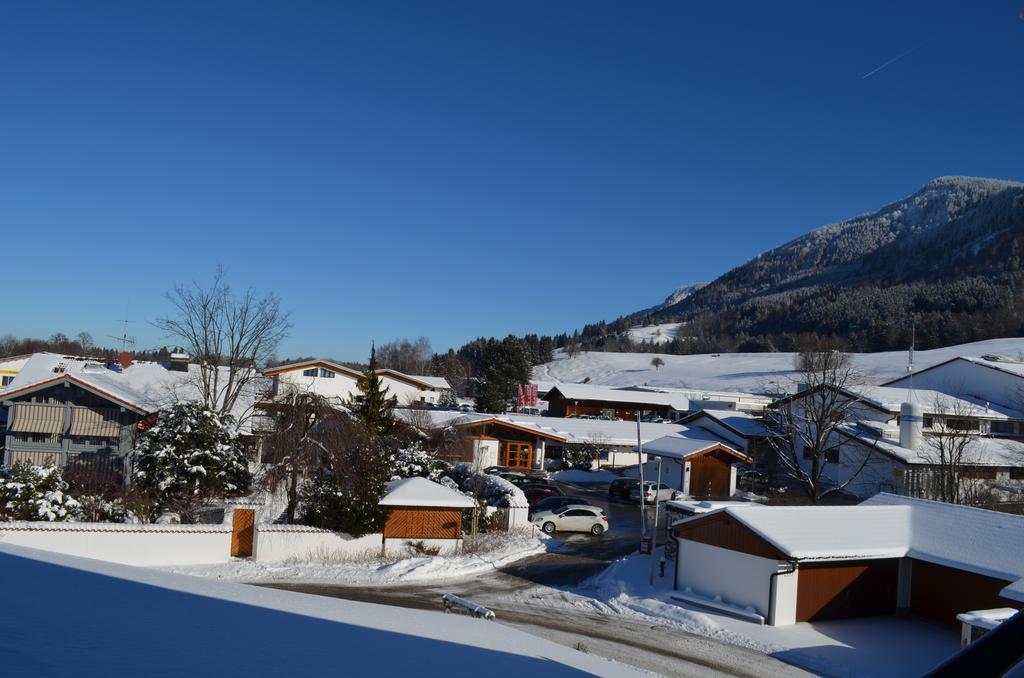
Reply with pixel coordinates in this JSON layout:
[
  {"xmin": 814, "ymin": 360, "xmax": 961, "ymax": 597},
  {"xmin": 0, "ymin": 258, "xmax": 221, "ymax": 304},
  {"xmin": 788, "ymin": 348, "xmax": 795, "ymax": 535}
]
[
  {"xmin": 164, "ymin": 531, "xmax": 547, "ymax": 586},
  {"xmin": 0, "ymin": 542, "xmax": 638, "ymax": 677}
]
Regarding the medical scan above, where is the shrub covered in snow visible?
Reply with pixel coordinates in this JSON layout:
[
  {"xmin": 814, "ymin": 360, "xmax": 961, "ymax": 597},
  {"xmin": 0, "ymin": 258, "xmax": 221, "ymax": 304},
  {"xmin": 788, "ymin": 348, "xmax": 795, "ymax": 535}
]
[
  {"xmin": 0, "ymin": 462, "xmax": 81, "ymax": 522},
  {"xmin": 76, "ymin": 495, "xmax": 129, "ymax": 522},
  {"xmin": 132, "ymin": 402, "xmax": 252, "ymax": 523},
  {"xmin": 300, "ymin": 474, "xmax": 389, "ymax": 537},
  {"xmin": 445, "ymin": 463, "xmax": 527, "ymax": 508},
  {"xmin": 389, "ymin": 444, "xmax": 450, "ymax": 483}
]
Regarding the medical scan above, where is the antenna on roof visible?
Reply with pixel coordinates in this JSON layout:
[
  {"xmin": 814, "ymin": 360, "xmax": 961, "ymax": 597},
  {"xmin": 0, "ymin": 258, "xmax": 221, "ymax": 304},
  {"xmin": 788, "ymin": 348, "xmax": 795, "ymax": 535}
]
[
  {"xmin": 906, "ymin": 323, "xmax": 916, "ymax": 401},
  {"xmin": 108, "ymin": 319, "xmax": 137, "ymax": 353}
]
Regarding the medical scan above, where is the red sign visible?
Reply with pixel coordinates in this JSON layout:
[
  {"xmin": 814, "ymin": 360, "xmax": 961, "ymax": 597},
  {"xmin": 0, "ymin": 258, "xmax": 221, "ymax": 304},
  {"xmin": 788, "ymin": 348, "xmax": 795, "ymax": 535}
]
[{"xmin": 639, "ymin": 537, "xmax": 653, "ymax": 555}]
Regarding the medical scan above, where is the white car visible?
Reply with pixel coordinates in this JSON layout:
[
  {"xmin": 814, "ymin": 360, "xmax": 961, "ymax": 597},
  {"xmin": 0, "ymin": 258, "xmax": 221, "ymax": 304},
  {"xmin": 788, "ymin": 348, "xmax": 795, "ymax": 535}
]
[
  {"xmin": 629, "ymin": 482, "xmax": 674, "ymax": 504},
  {"xmin": 531, "ymin": 504, "xmax": 608, "ymax": 536}
]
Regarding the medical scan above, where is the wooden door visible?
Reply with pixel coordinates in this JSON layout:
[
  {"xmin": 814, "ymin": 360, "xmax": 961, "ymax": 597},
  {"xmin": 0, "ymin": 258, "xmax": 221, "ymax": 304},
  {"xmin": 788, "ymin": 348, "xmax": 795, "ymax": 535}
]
[
  {"xmin": 688, "ymin": 453, "xmax": 731, "ymax": 498},
  {"xmin": 231, "ymin": 508, "xmax": 255, "ymax": 557},
  {"xmin": 504, "ymin": 442, "xmax": 533, "ymax": 468},
  {"xmin": 796, "ymin": 560, "xmax": 898, "ymax": 621}
]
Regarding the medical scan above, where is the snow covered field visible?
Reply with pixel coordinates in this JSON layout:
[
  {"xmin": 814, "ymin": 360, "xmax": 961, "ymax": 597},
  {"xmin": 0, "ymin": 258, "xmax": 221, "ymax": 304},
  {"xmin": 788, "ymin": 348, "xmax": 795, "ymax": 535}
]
[
  {"xmin": 514, "ymin": 548, "xmax": 959, "ymax": 677},
  {"xmin": 0, "ymin": 542, "xmax": 638, "ymax": 677},
  {"xmin": 534, "ymin": 337, "xmax": 1024, "ymax": 394},
  {"xmin": 626, "ymin": 322, "xmax": 684, "ymax": 345},
  {"xmin": 163, "ymin": 531, "xmax": 547, "ymax": 586}
]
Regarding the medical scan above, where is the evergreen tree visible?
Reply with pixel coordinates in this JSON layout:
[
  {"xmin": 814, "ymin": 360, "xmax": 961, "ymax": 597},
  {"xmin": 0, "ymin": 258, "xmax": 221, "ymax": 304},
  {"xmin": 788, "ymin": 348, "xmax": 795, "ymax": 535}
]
[
  {"xmin": 349, "ymin": 344, "xmax": 398, "ymax": 436},
  {"xmin": 475, "ymin": 336, "xmax": 531, "ymax": 413},
  {"xmin": 132, "ymin": 402, "xmax": 252, "ymax": 522},
  {"xmin": 0, "ymin": 462, "xmax": 80, "ymax": 522}
]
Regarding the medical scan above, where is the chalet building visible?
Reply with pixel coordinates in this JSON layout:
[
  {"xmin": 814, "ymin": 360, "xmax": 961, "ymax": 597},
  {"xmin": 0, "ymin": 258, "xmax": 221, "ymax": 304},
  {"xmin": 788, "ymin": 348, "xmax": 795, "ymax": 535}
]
[
  {"xmin": 0, "ymin": 352, "xmax": 256, "ymax": 476},
  {"xmin": 627, "ymin": 432, "xmax": 752, "ymax": 499},
  {"xmin": 543, "ymin": 383, "xmax": 689, "ymax": 421},
  {"xmin": 263, "ymin": 360, "xmax": 450, "ymax": 408},
  {"xmin": 672, "ymin": 494, "xmax": 1024, "ymax": 626},
  {"xmin": 400, "ymin": 410, "xmax": 687, "ymax": 470},
  {"xmin": 767, "ymin": 384, "xmax": 1024, "ymax": 500}
]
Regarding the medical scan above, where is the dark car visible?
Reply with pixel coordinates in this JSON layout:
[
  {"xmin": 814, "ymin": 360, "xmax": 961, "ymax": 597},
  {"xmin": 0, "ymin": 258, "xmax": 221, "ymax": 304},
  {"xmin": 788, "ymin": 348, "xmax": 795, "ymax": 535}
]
[
  {"xmin": 522, "ymin": 482, "xmax": 561, "ymax": 494},
  {"xmin": 523, "ymin": 486, "xmax": 562, "ymax": 505},
  {"xmin": 608, "ymin": 477, "xmax": 640, "ymax": 500},
  {"xmin": 529, "ymin": 496, "xmax": 593, "ymax": 518}
]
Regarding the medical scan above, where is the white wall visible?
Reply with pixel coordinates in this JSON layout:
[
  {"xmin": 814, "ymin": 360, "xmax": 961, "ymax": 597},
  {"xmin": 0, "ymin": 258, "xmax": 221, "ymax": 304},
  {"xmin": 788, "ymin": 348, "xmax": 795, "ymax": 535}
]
[
  {"xmin": 471, "ymin": 439, "xmax": 499, "ymax": 470},
  {"xmin": 0, "ymin": 522, "xmax": 231, "ymax": 566},
  {"xmin": 255, "ymin": 526, "xmax": 460, "ymax": 560},
  {"xmin": 378, "ymin": 375, "xmax": 441, "ymax": 406},
  {"xmin": 771, "ymin": 567, "xmax": 798, "ymax": 626},
  {"xmin": 277, "ymin": 369, "xmax": 361, "ymax": 403},
  {"xmin": 676, "ymin": 538, "xmax": 782, "ymax": 620}
]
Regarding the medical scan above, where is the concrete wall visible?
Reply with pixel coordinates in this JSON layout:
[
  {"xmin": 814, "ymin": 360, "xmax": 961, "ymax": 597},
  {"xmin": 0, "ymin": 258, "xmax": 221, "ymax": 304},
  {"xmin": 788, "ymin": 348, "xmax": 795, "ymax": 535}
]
[
  {"xmin": 378, "ymin": 376, "xmax": 441, "ymax": 406},
  {"xmin": 676, "ymin": 538, "xmax": 782, "ymax": 620},
  {"xmin": 255, "ymin": 526, "xmax": 460, "ymax": 561},
  {"xmin": 0, "ymin": 522, "xmax": 231, "ymax": 566},
  {"xmin": 771, "ymin": 567, "xmax": 799, "ymax": 625},
  {"xmin": 277, "ymin": 370, "xmax": 361, "ymax": 403}
]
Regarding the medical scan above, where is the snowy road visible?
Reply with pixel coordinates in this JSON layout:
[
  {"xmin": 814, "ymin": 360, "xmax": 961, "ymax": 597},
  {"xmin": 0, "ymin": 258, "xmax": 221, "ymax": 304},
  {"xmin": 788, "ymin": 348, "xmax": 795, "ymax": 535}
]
[{"xmin": 264, "ymin": 483, "xmax": 809, "ymax": 677}]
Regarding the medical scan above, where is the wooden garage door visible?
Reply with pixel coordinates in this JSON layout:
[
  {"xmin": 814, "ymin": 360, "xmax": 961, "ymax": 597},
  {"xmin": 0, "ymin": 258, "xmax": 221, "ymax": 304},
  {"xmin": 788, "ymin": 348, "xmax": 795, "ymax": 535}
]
[
  {"xmin": 796, "ymin": 560, "xmax": 899, "ymax": 622},
  {"xmin": 383, "ymin": 507, "xmax": 462, "ymax": 539},
  {"xmin": 688, "ymin": 451, "xmax": 731, "ymax": 498}
]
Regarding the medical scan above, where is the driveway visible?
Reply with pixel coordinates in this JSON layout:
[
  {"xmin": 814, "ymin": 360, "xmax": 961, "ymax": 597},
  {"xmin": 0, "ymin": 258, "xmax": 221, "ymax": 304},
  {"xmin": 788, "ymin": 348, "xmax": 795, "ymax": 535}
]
[{"xmin": 264, "ymin": 478, "xmax": 809, "ymax": 677}]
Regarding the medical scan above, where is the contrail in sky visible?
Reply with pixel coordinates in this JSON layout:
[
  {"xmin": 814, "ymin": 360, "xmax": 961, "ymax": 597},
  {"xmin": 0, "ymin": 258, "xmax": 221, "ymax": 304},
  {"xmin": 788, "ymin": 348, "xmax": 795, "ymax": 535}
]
[{"xmin": 862, "ymin": 45, "xmax": 920, "ymax": 79}]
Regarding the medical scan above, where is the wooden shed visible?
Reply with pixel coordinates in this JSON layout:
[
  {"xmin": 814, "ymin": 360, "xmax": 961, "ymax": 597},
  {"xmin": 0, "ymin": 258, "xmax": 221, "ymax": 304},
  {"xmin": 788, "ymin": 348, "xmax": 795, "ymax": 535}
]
[{"xmin": 378, "ymin": 477, "xmax": 478, "ymax": 554}]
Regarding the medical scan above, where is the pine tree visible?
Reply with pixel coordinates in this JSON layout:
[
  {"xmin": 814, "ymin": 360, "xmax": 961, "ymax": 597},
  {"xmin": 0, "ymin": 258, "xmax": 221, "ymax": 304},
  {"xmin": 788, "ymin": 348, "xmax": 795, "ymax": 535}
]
[
  {"xmin": 475, "ymin": 336, "xmax": 531, "ymax": 413},
  {"xmin": 0, "ymin": 462, "xmax": 80, "ymax": 522},
  {"xmin": 349, "ymin": 344, "xmax": 398, "ymax": 436},
  {"xmin": 132, "ymin": 402, "xmax": 252, "ymax": 522}
]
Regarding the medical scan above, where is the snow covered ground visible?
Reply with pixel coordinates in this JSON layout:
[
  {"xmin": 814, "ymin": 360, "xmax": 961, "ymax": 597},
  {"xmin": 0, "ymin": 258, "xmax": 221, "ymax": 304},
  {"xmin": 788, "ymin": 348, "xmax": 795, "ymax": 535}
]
[
  {"xmin": 512, "ymin": 548, "xmax": 959, "ymax": 677},
  {"xmin": 626, "ymin": 322, "xmax": 684, "ymax": 345},
  {"xmin": 162, "ymin": 531, "xmax": 547, "ymax": 586},
  {"xmin": 0, "ymin": 542, "xmax": 639, "ymax": 677},
  {"xmin": 534, "ymin": 337, "xmax": 1024, "ymax": 394}
]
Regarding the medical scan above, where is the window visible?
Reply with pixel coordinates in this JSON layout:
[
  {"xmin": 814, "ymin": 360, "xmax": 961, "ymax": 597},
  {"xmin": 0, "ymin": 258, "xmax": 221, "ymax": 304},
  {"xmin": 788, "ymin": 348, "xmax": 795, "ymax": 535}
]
[
  {"xmin": 962, "ymin": 466, "xmax": 997, "ymax": 480},
  {"xmin": 946, "ymin": 418, "xmax": 979, "ymax": 431},
  {"xmin": 302, "ymin": 368, "xmax": 318, "ymax": 377},
  {"xmin": 1, "ymin": 376, "xmax": 13, "ymax": 387},
  {"xmin": 990, "ymin": 421, "xmax": 1016, "ymax": 435},
  {"xmin": 1010, "ymin": 467, "xmax": 1024, "ymax": 480},
  {"xmin": 923, "ymin": 416, "xmax": 934, "ymax": 429},
  {"xmin": 319, "ymin": 368, "xmax": 334, "ymax": 378},
  {"xmin": 563, "ymin": 509, "xmax": 594, "ymax": 517}
]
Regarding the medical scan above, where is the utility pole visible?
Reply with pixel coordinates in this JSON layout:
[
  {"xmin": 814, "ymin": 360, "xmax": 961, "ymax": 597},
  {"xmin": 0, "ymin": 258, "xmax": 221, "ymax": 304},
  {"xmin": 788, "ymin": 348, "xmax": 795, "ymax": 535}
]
[
  {"xmin": 649, "ymin": 456, "xmax": 663, "ymax": 587},
  {"xmin": 637, "ymin": 409, "xmax": 647, "ymax": 546}
]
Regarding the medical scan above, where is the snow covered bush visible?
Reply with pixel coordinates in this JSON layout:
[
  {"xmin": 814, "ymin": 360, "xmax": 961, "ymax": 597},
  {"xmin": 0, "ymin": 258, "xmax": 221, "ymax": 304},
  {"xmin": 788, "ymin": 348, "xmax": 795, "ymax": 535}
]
[
  {"xmin": 75, "ymin": 495, "xmax": 129, "ymax": 523},
  {"xmin": 561, "ymin": 444, "xmax": 598, "ymax": 470},
  {"xmin": 389, "ymin": 444, "xmax": 450, "ymax": 482},
  {"xmin": 0, "ymin": 462, "xmax": 81, "ymax": 522},
  {"xmin": 300, "ymin": 474, "xmax": 389, "ymax": 537},
  {"xmin": 132, "ymin": 402, "xmax": 252, "ymax": 523},
  {"xmin": 445, "ymin": 463, "xmax": 526, "ymax": 508}
]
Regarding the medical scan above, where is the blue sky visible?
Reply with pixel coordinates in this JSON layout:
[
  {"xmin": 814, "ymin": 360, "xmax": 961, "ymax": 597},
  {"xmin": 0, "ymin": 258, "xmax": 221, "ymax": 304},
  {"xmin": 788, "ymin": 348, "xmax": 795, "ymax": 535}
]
[{"xmin": 2, "ymin": 2, "xmax": 1022, "ymax": 361}]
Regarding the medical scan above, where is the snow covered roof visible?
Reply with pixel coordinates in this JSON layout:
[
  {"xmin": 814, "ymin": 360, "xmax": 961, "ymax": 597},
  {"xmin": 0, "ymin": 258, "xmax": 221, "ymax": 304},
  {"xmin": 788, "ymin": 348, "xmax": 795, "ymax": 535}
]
[
  {"xmin": 848, "ymin": 385, "xmax": 1024, "ymax": 420},
  {"xmin": 688, "ymin": 494, "xmax": 1024, "ymax": 603},
  {"xmin": 544, "ymin": 383, "xmax": 689, "ymax": 410},
  {"xmin": 0, "ymin": 352, "xmax": 261, "ymax": 427},
  {"xmin": 380, "ymin": 477, "xmax": 477, "ymax": 508},
  {"xmin": 396, "ymin": 409, "xmax": 688, "ymax": 446},
  {"xmin": 681, "ymin": 409, "xmax": 771, "ymax": 438},
  {"xmin": 640, "ymin": 429, "xmax": 751, "ymax": 462},
  {"xmin": 263, "ymin": 359, "xmax": 363, "ymax": 379},
  {"xmin": 839, "ymin": 425, "xmax": 1024, "ymax": 466},
  {"xmin": 0, "ymin": 543, "xmax": 636, "ymax": 676},
  {"xmin": 405, "ymin": 374, "xmax": 451, "ymax": 390}
]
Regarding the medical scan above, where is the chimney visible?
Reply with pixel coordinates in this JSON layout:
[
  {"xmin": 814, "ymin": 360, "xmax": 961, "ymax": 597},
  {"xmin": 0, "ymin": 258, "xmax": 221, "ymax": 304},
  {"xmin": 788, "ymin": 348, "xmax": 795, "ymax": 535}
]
[
  {"xmin": 899, "ymin": 402, "xmax": 924, "ymax": 451},
  {"xmin": 119, "ymin": 352, "xmax": 132, "ymax": 369},
  {"xmin": 168, "ymin": 352, "xmax": 190, "ymax": 373}
]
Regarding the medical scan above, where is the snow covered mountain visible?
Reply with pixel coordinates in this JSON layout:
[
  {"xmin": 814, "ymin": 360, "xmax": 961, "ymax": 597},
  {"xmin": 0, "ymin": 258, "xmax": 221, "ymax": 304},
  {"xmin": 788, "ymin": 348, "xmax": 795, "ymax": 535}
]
[
  {"xmin": 644, "ymin": 282, "xmax": 708, "ymax": 314},
  {"xmin": 642, "ymin": 176, "xmax": 1024, "ymax": 350}
]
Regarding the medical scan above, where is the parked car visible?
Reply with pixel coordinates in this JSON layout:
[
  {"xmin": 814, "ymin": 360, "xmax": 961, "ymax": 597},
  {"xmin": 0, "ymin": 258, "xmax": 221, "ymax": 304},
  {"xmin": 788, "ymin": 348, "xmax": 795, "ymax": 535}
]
[
  {"xmin": 528, "ymin": 495, "xmax": 593, "ymax": 518},
  {"xmin": 458, "ymin": 403, "xmax": 474, "ymax": 413},
  {"xmin": 531, "ymin": 504, "xmax": 609, "ymax": 535},
  {"xmin": 629, "ymin": 481, "xmax": 674, "ymax": 504},
  {"xmin": 500, "ymin": 474, "xmax": 535, "ymax": 487},
  {"xmin": 737, "ymin": 469, "xmax": 768, "ymax": 493},
  {"xmin": 522, "ymin": 482, "xmax": 561, "ymax": 494},
  {"xmin": 523, "ymin": 486, "xmax": 562, "ymax": 504},
  {"xmin": 608, "ymin": 477, "xmax": 641, "ymax": 500}
]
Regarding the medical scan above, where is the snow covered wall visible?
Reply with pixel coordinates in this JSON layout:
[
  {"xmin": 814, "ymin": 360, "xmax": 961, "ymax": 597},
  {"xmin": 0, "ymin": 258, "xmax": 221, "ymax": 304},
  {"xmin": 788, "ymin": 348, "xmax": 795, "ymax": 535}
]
[{"xmin": 0, "ymin": 522, "xmax": 231, "ymax": 566}]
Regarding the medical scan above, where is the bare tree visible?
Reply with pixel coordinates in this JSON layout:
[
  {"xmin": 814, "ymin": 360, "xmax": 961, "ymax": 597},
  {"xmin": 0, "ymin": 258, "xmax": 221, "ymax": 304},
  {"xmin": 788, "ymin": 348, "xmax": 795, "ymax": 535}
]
[
  {"xmin": 767, "ymin": 349, "xmax": 878, "ymax": 503},
  {"xmin": 154, "ymin": 269, "xmax": 290, "ymax": 422},
  {"xmin": 377, "ymin": 337, "xmax": 433, "ymax": 375},
  {"xmin": 260, "ymin": 391, "xmax": 346, "ymax": 523},
  {"xmin": 917, "ymin": 397, "xmax": 980, "ymax": 504},
  {"xmin": 76, "ymin": 332, "xmax": 95, "ymax": 351},
  {"xmin": 650, "ymin": 357, "xmax": 665, "ymax": 371}
]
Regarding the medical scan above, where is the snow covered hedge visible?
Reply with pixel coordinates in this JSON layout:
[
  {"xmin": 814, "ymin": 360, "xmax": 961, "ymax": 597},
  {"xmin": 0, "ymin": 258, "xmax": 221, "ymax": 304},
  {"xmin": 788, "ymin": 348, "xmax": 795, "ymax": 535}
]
[
  {"xmin": 0, "ymin": 462, "xmax": 81, "ymax": 522},
  {"xmin": 389, "ymin": 444, "xmax": 450, "ymax": 483}
]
